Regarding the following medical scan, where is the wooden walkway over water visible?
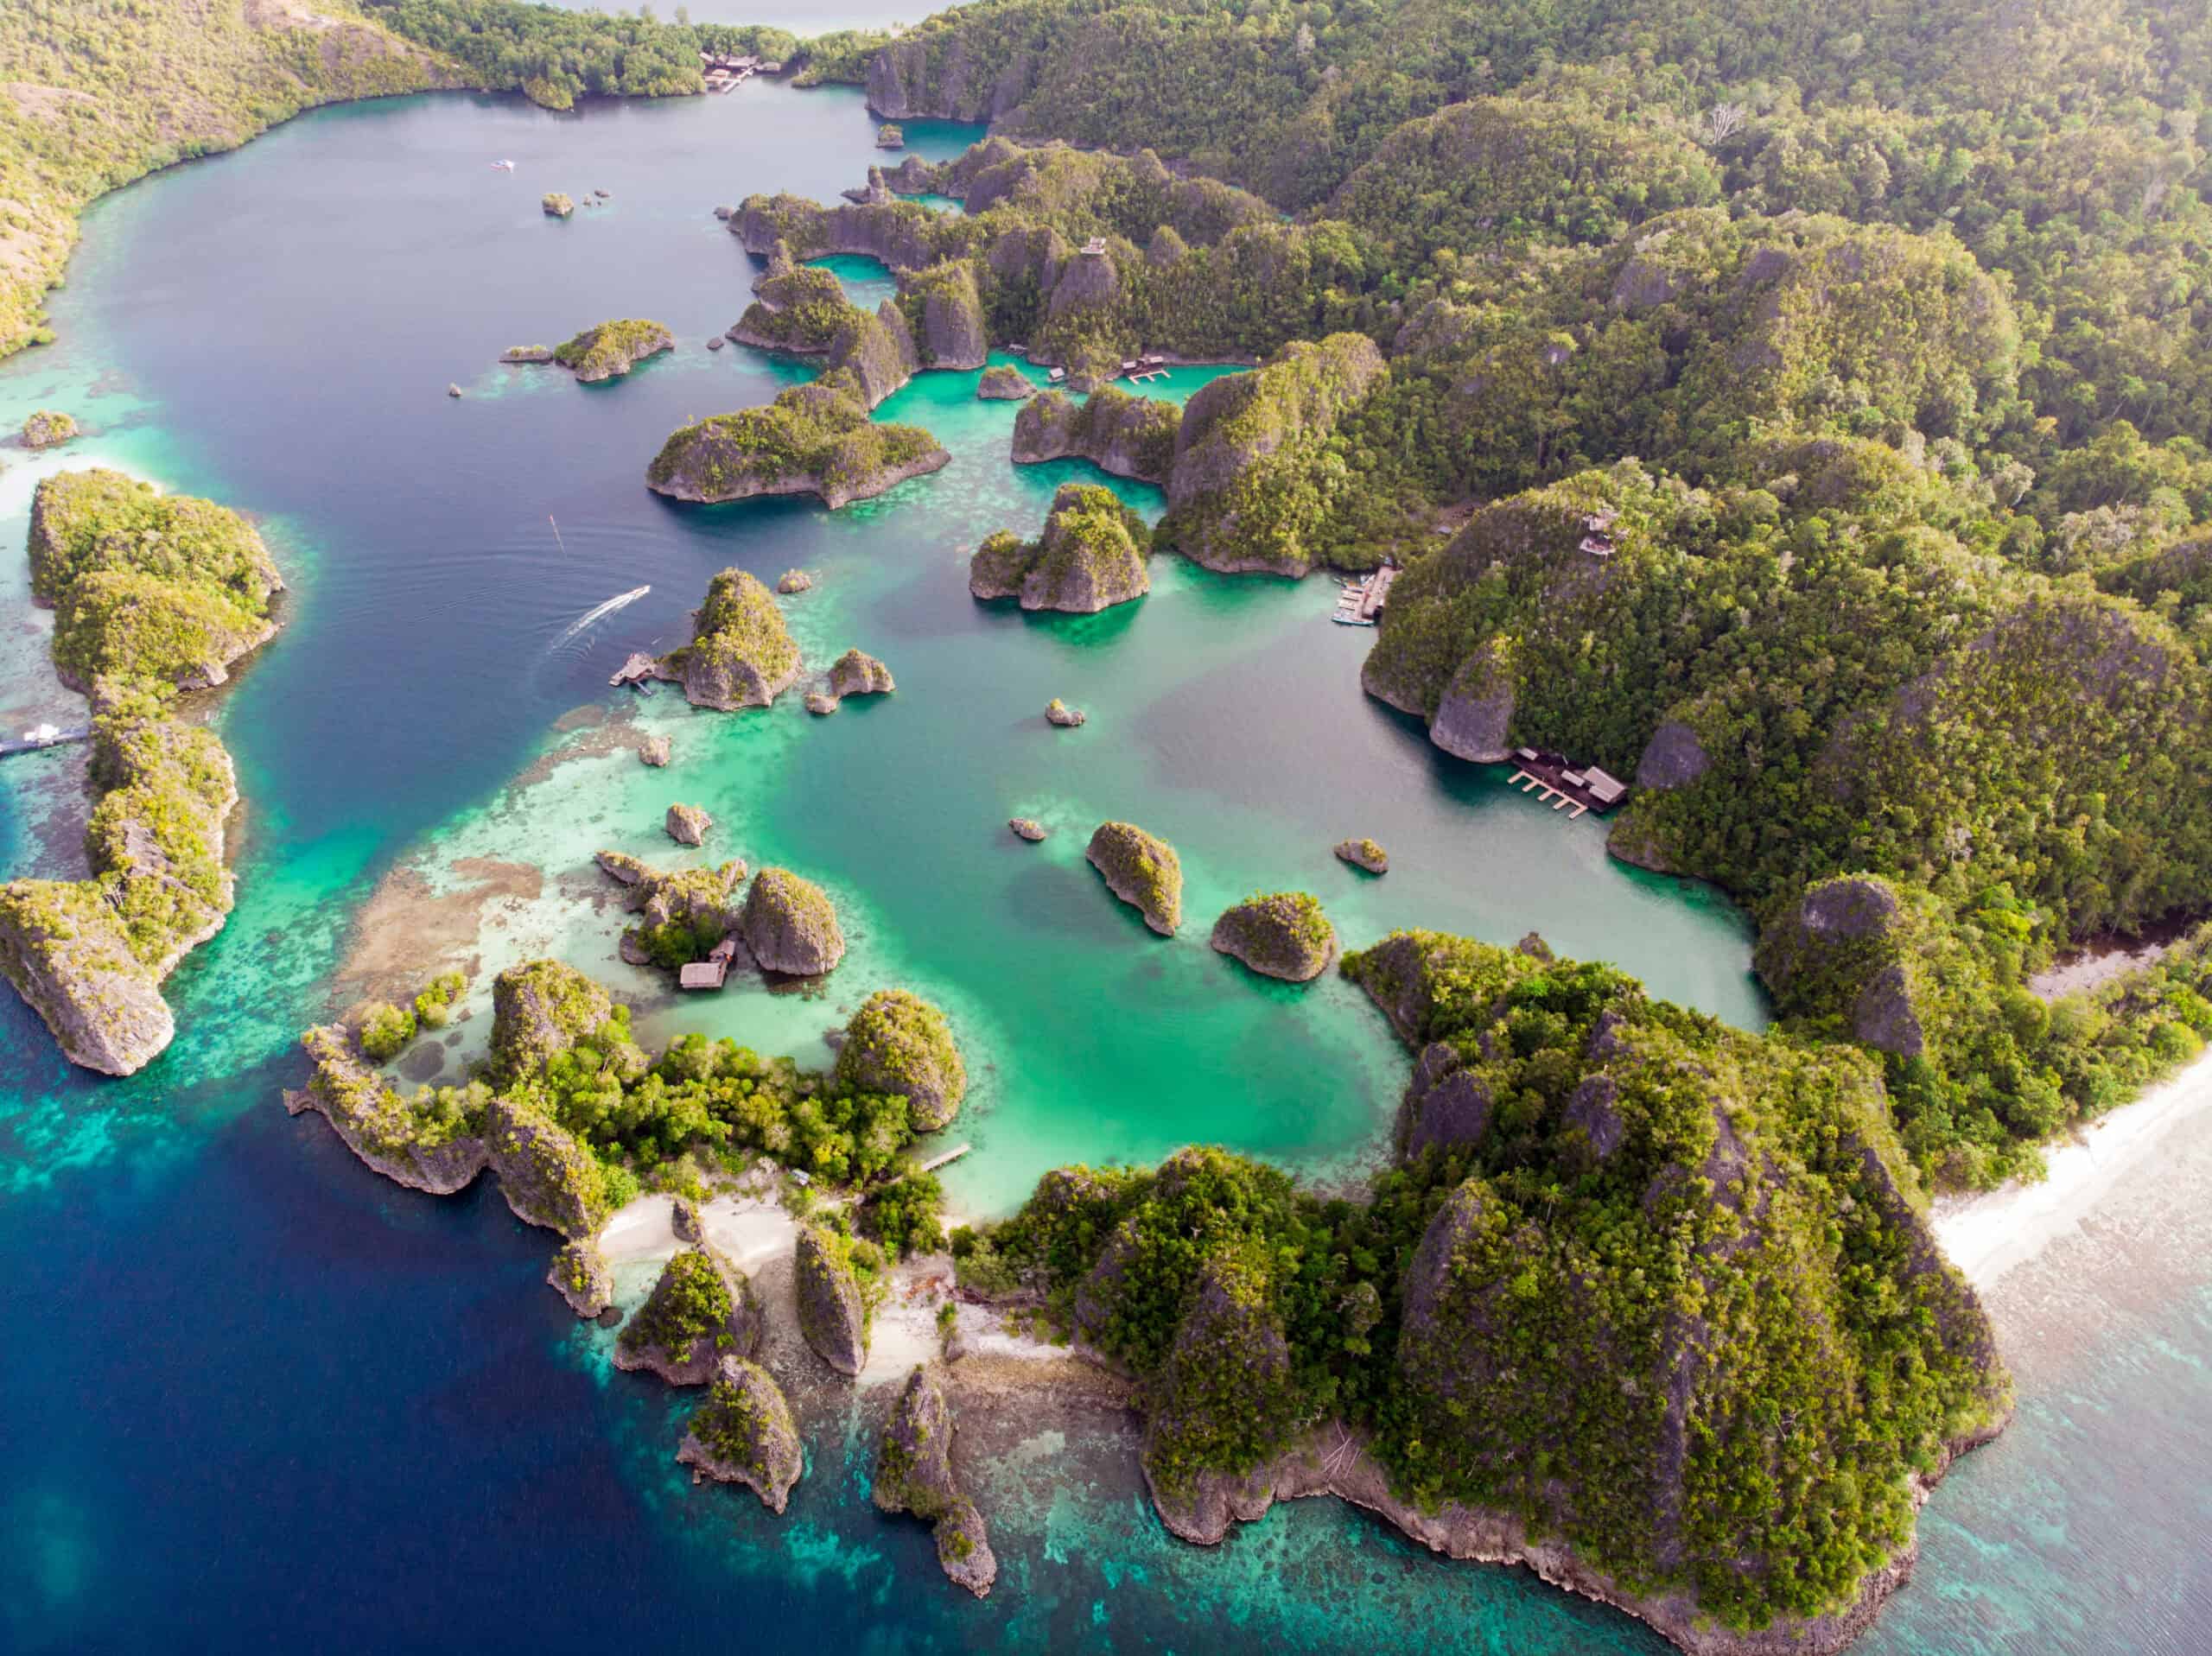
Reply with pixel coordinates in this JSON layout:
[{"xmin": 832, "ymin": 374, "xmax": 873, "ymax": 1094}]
[
  {"xmin": 1504, "ymin": 747, "xmax": 1629, "ymax": 819},
  {"xmin": 1332, "ymin": 565, "xmax": 1396, "ymax": 626},
  {"xmin": 0, "ymin": 726, "xmax": 90, "ymax": 759}
]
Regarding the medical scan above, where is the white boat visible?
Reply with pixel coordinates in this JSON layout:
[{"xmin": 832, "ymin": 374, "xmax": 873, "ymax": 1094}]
[{"xmin": 490, "ymin": 159, "xmax": 516, "ymax": 171}]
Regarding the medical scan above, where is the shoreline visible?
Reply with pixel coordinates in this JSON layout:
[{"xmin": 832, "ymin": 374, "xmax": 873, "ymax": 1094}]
[{"xmin": 1933, "ymin": 1044, "xmax": 2212, "ymax": 1290}]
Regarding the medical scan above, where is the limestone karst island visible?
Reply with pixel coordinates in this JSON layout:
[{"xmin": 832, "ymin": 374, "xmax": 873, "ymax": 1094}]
[{"xmin": 4, "ymin": 2, "xmax": 2212, "ymax": 1652}]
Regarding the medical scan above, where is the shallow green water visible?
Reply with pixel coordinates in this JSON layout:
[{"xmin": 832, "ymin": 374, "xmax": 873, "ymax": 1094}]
[{"xmin": 1, "ymin": 73, "xmax": 2201, "ymax": 1656}]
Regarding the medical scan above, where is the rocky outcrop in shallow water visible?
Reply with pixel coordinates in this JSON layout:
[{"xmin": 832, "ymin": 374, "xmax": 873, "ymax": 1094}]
[
  {"xmin": 1210, "ymin": 892, "xmax": 1336, "ymax": 981},
  {"xmin": 741, "ymin": 867, "xmax": 845, "ymax": 975},
  {"xmin": 794, "ymin": 1223, "xmax": 870, "ymax": 1375},
  {"xmin": 828, "ymin": 649, "xmax": 894, "ymax": 697},
  {"xmin": 970, "ymin": 483, "xmax": 1152, "ymax": 613},
  {"xmin": 658, "ymin": 569, "xmax": 801, "ymax": 711},
  {"xmin": 874, "ymin": 1365, "xmax": 997, "ymax": 1596},
  {"xmin": 1086, "ymin": 822, "xmax": 1182, "ymax": 936},
  {"xmin": 614, "ymin": 1245, "xmax": 765, "ymax": 1384},
  {"xmin": 677, "ymin": 1356, "xmax": 804, "ymax": 1512},
  {"xmin": 647, "ymin": 383, "xmax": 947, "ymax": 510},
  {"xmin": 547, "ymin": 1237, "xmax": 613, "ymax": 1318},
  {"xmin": 1011, "ymin": 387, "xmax": 1179, "ymax": 484}
]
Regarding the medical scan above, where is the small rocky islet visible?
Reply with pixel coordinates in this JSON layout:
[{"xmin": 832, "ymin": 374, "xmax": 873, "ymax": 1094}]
[
  {"xmin": 1085, "ymin": 822, "xmax": 1183, "ymax": 936},
  {"xmin": 970, "ymin": 482, "xmax": 1151, "ymax": 613},
  {"xmin": 874, "ymin": 1366, "xmax": 997, "ymax": 1596},
  {"xmin": 1210, "ymin": 892, "xmax": 1337, "ymax": 981},
  {"xmin": 677, "ymin": 1357, "xmax": 804, "ymax": 1513}
]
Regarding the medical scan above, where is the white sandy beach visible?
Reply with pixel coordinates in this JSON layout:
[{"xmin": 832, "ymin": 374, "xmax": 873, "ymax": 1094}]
[{"xmin": 1934, "ymin": 1044, "xmax": 2212, "ymax": 1290}]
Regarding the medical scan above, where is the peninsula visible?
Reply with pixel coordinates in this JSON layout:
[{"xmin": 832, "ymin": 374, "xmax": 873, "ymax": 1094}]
[{"xmin": 0, "ymin": 470, "xmax": 284, "ymax": 1074}]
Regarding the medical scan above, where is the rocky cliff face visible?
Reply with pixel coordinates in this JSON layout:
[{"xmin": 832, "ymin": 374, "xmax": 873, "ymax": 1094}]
[
  {"xmin": 865, "ymin": 36, "xmax": 1038, "ymax": 124},
  {"xmin": 1208, "ymin": 892, "xmax": 1336, "ymax": 981},
  {"xmin": 827, "ymin": 649, "xmax": 895, "ymax": 697},
  {"xmin": 741, "ymin": 867, "xmax": 845, "ymax": 975},
  {"xmin": 1160, "ymin": 333, "xmax": 1387, "ymax": 576},
  {"xmin": 647, "ymin": 384, "xmax": 947, "ymax": 510},
  {"xmin": 1085, "ymin": 822, "xmax": 1183, "ymax": 936},
  {"xmin": 490, "ymin": 958, "xmax": 620, "ymax": 1078},
  {"xmin": 794, "ymin": 1224, "xmax": 869, "ymax": 1375},
  {"xmin": 283, "ymin": 1025, "xmax": 489, "ymax": 1193},
  {"xmin": 1635, "ymin": 719, "xmax": 1713, "ymax": 790},
  {"xmin": 1427, "ymin": 639, "xmax": 1517, "ymax": 763},
  {"xmin": 903, "ymin": 261, "xmax": 989, "ymax": 370},
  {"xmin": 874, "ymin": 1365, "xmax": 997, "ymax": 1596},
  {"xmin": 1010, "ymin": 388, "xmax": 1180, "ymax": 483},
  {"xmin": 614, "ymin": 1246, "xmax": 766, "ymax": 1384},
  {"xmin": 971, "ymin": 482, "xmax": 1152, "ymax": 612},
  {"xmin": 484, "ymin": 1093, "xmax": 610, "ymax": 1239},
  {"xmin": 0, "ymin": 880, "xmax": 179, "ymax": 1075},
  {"xmin": 677, "ymin": 1356, "xmax": 804, "ymax": 1513},
  {"xmin": 1754, "ymin": 875, "xmax": 1934, "ymax": 1059},
  {"xmin": 734, "ymin": 194, "xmax": 942, "ymax": 271},
  {"xmin": 834, "ymin": 988, "xmax": 967, "ymax": 1133},
  {"xmin": 547, "ymin": 1238, "xmax": 613, "ymax": 1318},
  {"xmin": 659, "ymin": 568, "xmax": 801, "ymax": 711}
]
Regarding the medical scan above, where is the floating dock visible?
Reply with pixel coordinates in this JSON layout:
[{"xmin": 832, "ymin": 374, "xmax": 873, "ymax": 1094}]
[
  {"xmin": 1504, "ymin": 746, "xmax": 1630, "ymax": 819},
  {"xmin": 1332, "ymin": 565, "xmax": 1397, "ymax": 626}
]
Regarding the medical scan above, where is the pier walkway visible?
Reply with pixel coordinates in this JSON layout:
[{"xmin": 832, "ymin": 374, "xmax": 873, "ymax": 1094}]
[
  {"xmin": 1503, "ymin": 747, "xmax": 1630, "ymax": 819},
  {"xmin": 0, "ymin": 725, "xmax": 91, "ymax": 759}
]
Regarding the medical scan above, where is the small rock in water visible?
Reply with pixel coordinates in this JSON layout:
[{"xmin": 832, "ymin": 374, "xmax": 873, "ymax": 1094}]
[
  {"xmin": 447, "ymin": 383, "xmax": 463, "ymax": 398},
  {"xmin": 707, "ymin": 335, "xmax": 726, "ymax": 351},
  {"xmin": 1009, "ymin": 818, "xmax": 1047, "ymax": 841},
  {"xmin": 777, "ymin": 568, "xmax": 813, "ymax": 594},
  {"xmin": 639, "ymin": 735, "xmax": 672, "ymax": 767},
  {"xmin": 1045, "ymin": 698, "xmax": 1086, "ymax": 727},
  {"xmin": 805, "ymin": 692, "xmax": 841, "ymax": 716},
  {"xmin": 594, "ymin": 188, "xmax": 611, "ymax": 198},
  {"xmin": 714, "ymin": 205, "xmax": 735, "ymax": 220},
  {"xmin": 666, "ymin": 803, "xmax": 714, "ymax": 845},
  {"xmin": 1333, "ymin": 837, "xmax": 1389, "ymax": 874}
]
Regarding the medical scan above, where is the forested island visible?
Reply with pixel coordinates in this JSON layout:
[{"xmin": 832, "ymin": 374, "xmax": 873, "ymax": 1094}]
[{"xmin": 9, "ymin": 0, "xmax": 2212, "ymax": 1650}]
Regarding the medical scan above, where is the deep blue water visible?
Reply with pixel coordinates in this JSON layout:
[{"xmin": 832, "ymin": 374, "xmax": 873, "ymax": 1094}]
[{"xmin": 0, "ymin": 75, "xmax": 2208, "ymax": 1656}]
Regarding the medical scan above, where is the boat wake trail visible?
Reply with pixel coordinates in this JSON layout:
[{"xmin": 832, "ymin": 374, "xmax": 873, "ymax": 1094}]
[{"xmin": 549, "ymin": 585, "xmax": 650, "ymax": 655}]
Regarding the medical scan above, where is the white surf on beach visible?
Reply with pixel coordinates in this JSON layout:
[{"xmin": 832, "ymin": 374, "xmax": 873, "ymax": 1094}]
[{"xmin": 1935, "ymin": 1044, "xmax": 2212, "ymax": 1290}]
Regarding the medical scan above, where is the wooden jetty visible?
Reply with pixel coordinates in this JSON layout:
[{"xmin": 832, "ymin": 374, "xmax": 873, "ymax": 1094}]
[
  {"xmin": 1503, "ymin": 746, "xmax": 1629, "ymax": 819},
  {"xmin": 1331, "ymin": 564, "xmax": 1397, "ymax": 627},
  {"xmin": 917, "ymin": 1142, "xmax": 973, "ymax": 1174},
  {"xmin": 700, "ymin": 52, "xmax": 766, "ymax": 92},
  {"xmin": 0, "ymin": 724, "xmax": 91, "ymax": 759},
  {"xmin": 609, "ymin": 651, "xmax": 664, "ymax": 689}
]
